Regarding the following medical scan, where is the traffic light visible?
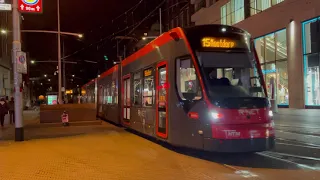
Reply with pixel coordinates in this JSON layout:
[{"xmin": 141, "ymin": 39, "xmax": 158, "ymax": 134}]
[{"xmin": 104, "ymin": 55, "xmax": 108, "ymax": 61}]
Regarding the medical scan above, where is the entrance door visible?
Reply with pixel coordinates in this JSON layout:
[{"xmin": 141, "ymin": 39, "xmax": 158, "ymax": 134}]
[
  {"xmin": 156, "ymin": 61, "xmax": 168, "ymax": 139},
  {"xmin": 123, "ymin": 75, "xmax": 131, "ymax": 125}
]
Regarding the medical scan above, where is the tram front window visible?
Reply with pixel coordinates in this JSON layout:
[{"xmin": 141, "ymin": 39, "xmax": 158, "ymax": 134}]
[{"xmin": 198, "ymin": 51, "xmax": 265, "ymax": 99}]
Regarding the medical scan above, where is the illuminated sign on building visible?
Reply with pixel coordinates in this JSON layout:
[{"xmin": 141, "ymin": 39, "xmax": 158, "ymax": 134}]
[
  {"xmin": 144, "ymin": 69, "xmax": 152, "ymax": 77},
  {"xmin": 201, "ymin": 37, "xmax": 236, "ymax": 48}
]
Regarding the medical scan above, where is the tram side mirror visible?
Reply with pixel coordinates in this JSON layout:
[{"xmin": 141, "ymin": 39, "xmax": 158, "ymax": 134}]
[
  {"xmin": 249, "ymin": 87, "xmax": 263, "ymax": 93},
  {"xmin": 182, "ymin": 92, "xmax": 196, "ymax": 101}
]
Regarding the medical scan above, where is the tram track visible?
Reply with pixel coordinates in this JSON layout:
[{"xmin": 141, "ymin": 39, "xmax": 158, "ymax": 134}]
[
  {"xmin": 276, "ymin": 138, "xmax": 320, "ymax": 148},
  {"xmin": 276, "ymin": 124, "xmax": 320, "ymax": 129},
  {"xmin": 257, "ymin": 151, "xmax": 320, "ymax": 170}
]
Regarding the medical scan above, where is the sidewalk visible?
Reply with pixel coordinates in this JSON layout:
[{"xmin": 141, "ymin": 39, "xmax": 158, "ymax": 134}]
[
  {"xmin": 1, "ymin": 111, "xmax": 319, "ymax": 180},
  {"xmin": 0, "ymin": 110, "xmax": 103, "ymax": 141}
]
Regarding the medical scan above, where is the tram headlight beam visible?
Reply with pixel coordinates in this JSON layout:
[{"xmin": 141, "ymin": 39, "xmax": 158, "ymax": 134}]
[{"xmin": 210, "ymin": 112, "xmax": 223, "ymax": 122}]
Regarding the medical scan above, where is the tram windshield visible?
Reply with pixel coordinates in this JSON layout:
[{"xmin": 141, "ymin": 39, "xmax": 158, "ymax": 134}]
[{"xmin": 197, "ymin": 51, "xmax": 266, "ymax": 99}]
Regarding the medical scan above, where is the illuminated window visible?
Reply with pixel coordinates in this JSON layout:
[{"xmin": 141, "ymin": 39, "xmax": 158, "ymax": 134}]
[
  {"xmin": 133, "ymin": 71, "xmax": 142, "ymax": 106},
  {"xmin": 176, "ymin": 57, "xmax": 202, "ymax": 101},
  {"xmin": 123, "ymin": 77, "xmax": 131, "ymax": 120},
  {"xmin": 254, "ymin": 29, "xmax": 288, "ymax": 106},
  {"xmin": 143, "ymin": 68, "xmax": 155, "ymax": 107},
  {"xmin": 106, "ymin": 85, "xmax": 112, "ymax": 104},
  {"xmin": 111, "ymin": 80, "xmax": 118, "ymax": 104},
  {"xmin": 157, "ymin": 65, "xmax": 167, "ymax": 134},
  {"xmin": 302, "ymin": 17, "xmax": 320, "ymax": 106},
  {"xmin": 250, "ymin": 0, "xmax": 285, "ymax": 16},
  {"xmin": 221, "ymin": 0, "xmax": 244, "ymax": 25}
]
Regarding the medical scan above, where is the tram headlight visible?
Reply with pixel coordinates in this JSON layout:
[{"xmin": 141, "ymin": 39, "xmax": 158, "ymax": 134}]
[
  {"xmin": 268, "ymin": 110, "xmax": 273, "ymax": 117},
  {"xmin": 210, "ymin": 112, "xmax": 223, "ymax": 121}
]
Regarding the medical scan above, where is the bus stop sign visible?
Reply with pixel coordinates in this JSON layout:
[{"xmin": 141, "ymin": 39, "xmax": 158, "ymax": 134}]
[{"xmin": 18, "ymin": 0, "xmax": 43, "ymax": 13}]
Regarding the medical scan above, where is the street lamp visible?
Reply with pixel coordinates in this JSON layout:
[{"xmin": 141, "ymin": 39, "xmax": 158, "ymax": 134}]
[
  {"xmin": 31, "ymin": 60, "xmax": 35, "ymax": 64},
  {"xmin": 1, "ymin": 29, "xmax": 83, "ymax": 38},
  {"xmin": 44, "ymin": 74, "xmax": 47, "ymax": 77},
  {"xmin": 142, "ymin": 36, "xmax": 157, "ymax": 40},
  {"xmin": 0, "ymin": 29, "xmax": 7, "ymax": 34},
  {"xmin": 72, "ymin": 75, "xmax": 75, "ymax": 77}
]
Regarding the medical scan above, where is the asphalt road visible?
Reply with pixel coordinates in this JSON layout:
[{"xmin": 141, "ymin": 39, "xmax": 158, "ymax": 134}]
[{"xmin": 264, "ymin": 114, "xmax": 320, "ymax": 170}]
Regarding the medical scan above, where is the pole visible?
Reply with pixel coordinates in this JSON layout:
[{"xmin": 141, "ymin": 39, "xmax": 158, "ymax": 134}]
[
  {"xmin": 63, "ymin": 39, "xmax": 66, "ymax": 100},
  {"xmin": 12, "ymin": 0, "xmax": 24, "ymax": 141},
  {"xmin": 159, "ymin": 8, "xmax": 162, "ymax": 35},
  {"xmin": 116, "ymin": 40, "xmax": 119, "ymax": 58},
  {"xmin": 57, "ymin": 0, "xmax": 62, "ymax": 104},
  {"xmin": 123, "ymin": 45, "xmax": 126, "ymax": 59}
]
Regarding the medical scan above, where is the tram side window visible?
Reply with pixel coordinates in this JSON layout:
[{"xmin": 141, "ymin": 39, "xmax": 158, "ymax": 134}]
[
  {"xmin": 111, "ymin": 80, "xmax": 118, "ymax": 104},
  {"xmin": 106, "ymin": 85, "xmax": 112, "ymax": 104},
  {"xmin": 133, "ymin": 71, "xmax": 142, "ymax": 106},
  {"xmin": 99, "ymin": 86, "xmax": 103, "ymax": 105},
  {"xmin": 143, "ymin": 68, "xmax": 155, "ymax": 106},
  {"xmin": 176, "ymin": 58, "xmax": 202, "ymax": 101}
]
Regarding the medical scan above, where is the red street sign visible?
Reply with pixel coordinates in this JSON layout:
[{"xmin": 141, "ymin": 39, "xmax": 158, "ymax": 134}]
[{"xmin": 18, "ymin": 0, "xmax": 43, "ymax": 13}]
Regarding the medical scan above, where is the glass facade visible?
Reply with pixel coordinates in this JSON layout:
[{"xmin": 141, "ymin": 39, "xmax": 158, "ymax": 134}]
[
  {"xmin": 219, "ymin": 0, "xmax": 285, "ymax": 25},
  {"xmin": 254, "ymin": 29, "xmax": 289, "ymax": 106},
  {"xmin": 221, "ymin": 0, "xmax": 244, "ymax": 25},
  {"xmin": 250, "ymin": 0, "xmax": 285, "ymax": 16},
  {"xmin": 303, "ymin": 17, "xmax": 320, "ymax": 106}
]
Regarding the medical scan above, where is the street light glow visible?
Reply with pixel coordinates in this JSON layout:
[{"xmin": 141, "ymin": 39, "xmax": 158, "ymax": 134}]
[
  {"xmin": 44, "ymin": 74, "xmax": 47, "ymax": 77},
  {"xmin": 72, "ymin": 75, "xmax": 75, "ymax": 77},
  {"xmin": 31, "ymin": 60, "xmax": 35, "ymax": 64},
  {"xmin": 142, "ymin": 37, "xmax": 146, "ymax": 40},
  {"xmin": 78, "ymin": 34, "xmax": 83, "ymax": 38},
  {"xmin": 48, "ymin": 79, "xmax": 51, "ymax": 82},
  {"xmin": 1, "ymin": 29, "xmax": 7, "ymax": 34}
]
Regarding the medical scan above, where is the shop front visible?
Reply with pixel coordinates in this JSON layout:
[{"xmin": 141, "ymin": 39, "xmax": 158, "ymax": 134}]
[
  {"xmin": 254, "ymin": 29, "xmax": 289, "ymax": 107},
  {"xmin": 302, "ymin": 16, "xmax": 320, "ymax": 108}
]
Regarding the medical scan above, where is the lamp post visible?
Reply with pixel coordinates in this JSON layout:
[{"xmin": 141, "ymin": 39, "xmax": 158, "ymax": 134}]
[
  {"xmin": 12, "ymin": 0, "xmax": 23, "ymax": 141},
  {"xmin": 57, "ymin": 0, "xmax": 62, "ymax": 104}
]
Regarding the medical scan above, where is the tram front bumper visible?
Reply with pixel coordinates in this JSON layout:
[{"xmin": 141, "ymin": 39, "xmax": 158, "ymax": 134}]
[{"xmin": 203, "ymin": 137, "xmax": 275, "ymax": 153}]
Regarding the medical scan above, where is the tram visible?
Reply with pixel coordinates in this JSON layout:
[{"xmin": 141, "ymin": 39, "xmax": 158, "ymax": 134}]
[{"xmin": 82, "ymin": 25, "xmax": 275, "ymax": 152}]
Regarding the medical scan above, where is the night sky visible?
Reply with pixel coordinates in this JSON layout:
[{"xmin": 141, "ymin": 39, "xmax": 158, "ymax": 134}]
[{"xmin": 22, "ymin": 0, "xmax": 162, "ymax": 92}]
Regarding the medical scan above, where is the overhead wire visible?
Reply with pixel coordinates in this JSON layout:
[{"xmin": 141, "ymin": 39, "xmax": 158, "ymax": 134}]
[
  {"xmin": 64, "ymin": 0, "xmax": 291, "ymax": 60},
  {"xmin": 86, "ymin": 0, "xmax": 144, "ymax": 35},
  {"xmin": 62, "ymin": 0, "xmax": 166, "ymax": 60}
]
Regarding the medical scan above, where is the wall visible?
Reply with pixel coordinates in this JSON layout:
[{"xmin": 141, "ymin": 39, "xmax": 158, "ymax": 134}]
[{"xmin": 192, "ymin": 0, "xmax": 320, "ymax": 38}]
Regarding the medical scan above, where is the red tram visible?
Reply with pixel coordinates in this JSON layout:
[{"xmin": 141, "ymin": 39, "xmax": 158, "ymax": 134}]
[{"xmin": 82, "ymin": 25, "xmax": 275, "ymax": 152}]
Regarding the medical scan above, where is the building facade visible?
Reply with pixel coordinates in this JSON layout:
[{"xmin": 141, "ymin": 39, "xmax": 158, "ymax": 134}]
[
  {"xmin": 164, "ymin": 0, "xmax": 194, "ymax": 30},
  {"xmin": 0, "ymin": 8, "xmax": 13, "ymax": 98},
  {"xmin": 190, "ymin": 0, "xmax": 320, "ymax": 109},
  {"xmin": 129, "ymin": 0, "xmax": 194, "ymax": 55}
]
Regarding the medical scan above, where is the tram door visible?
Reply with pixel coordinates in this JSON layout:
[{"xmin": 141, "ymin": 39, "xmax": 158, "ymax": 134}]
[
  {"xmin": 156, "ymin": 62, "xmax": 168, "ymax": 139},
  {"xmin": 123, "ymin": 75, "xmax": 131, "ymax": 125}
]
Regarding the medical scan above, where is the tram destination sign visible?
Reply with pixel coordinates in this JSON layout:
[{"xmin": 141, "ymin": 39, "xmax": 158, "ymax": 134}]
[
  {"xmin": 200, "ymin": 36, "xmax": 249, "ymax": 51},
  {"xmin": 201, "ymin": 37, "xmax": 236, "ymax": 48}
]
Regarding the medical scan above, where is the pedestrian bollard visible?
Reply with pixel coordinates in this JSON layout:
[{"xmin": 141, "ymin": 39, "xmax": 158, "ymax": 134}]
[{"xmin": 61, "ymin": 111, "xmax": 69, "ymax": 126}]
